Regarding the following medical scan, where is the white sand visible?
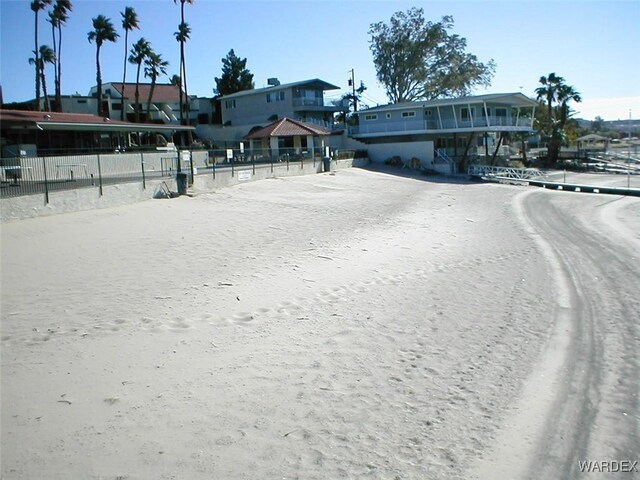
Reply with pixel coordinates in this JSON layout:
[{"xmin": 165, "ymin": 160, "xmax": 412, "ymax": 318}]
[{"xmin": 2, "ymin": 168, "xmax": 638, "ymax": 479}]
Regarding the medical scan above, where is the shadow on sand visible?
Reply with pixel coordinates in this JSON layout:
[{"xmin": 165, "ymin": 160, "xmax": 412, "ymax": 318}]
[{"xmin": 357, "ymin": 163, "xmax": 478, "ymax": 186}]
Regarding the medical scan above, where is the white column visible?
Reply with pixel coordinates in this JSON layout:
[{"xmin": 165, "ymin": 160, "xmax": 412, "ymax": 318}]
[{"xmin": 270, "ymin": 137, "xmax": 279, "ymax": 159}]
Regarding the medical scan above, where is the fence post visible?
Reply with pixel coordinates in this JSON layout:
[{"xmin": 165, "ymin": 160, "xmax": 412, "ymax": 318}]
[
  {"xmin": 97, "ymin": 153, "xmax": 103, "ymax": 196},
  {"xmin": 42, "ymin": 156, "xmax": 49, "ymax": 204},
  {"xmin": 286, "ymin": 155, "xmax": 289, "ymax": 171},
  {"xmin": 212, "ymin": 160, "xmax": 216, "ymax": 180},
  {"xmin": 252, "ymin": 155, "xmax": 255, "ymax": 175},
  {"xmin": 140, "ymin": 152, "xmax": 146, "ymax": 189},
  {"xmin": 231, "ymin": 155, "xmax": 235, "ymax": 177}
]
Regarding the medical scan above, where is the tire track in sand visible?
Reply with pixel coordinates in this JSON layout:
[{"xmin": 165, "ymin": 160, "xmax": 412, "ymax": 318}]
[{"xmin": 473, "ymin": 188, "xmax": 640, "ymax": 479}]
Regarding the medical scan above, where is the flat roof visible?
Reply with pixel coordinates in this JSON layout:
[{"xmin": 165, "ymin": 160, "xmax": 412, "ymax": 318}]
[
  {"xmin": 218, "ymin": 79, "xmax": 340, "ymax": 100},
  {"xmin": 360, "ymin": 93, "xmax": 539, "ymax": 114}
]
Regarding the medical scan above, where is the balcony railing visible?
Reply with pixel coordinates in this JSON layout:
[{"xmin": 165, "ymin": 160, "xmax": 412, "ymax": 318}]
[
  {"xmin": 292, "ymin": 98, "xmax": 341, "ymax": 109},
  {"xmin": 350, "ymin": 116, "xmax": 534, "ymax": 136}
]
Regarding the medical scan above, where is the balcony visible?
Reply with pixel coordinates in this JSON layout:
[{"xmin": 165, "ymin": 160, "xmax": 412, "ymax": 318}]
[
  {"xmin": 350, "ymin": 115, "xmax": 534, "ymax": 137},
  {"xmin": 292, "ymin": 98, "xmax": 342, "ymax": 111}
]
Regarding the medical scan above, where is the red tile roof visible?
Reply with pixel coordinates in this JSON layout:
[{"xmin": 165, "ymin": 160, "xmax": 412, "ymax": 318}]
[
  {"xmin": 110, "ymin": 83, "xmax": 181, "ymax": 103},
  {"xmin": 245, "ymin": 117, "xmax": 331, "ymax": 139}
]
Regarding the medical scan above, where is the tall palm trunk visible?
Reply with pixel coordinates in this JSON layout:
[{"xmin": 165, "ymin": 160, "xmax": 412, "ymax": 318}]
[
  {"xmin": 55, "ymin": 25, "xmax": 63, "ymax": 112},
  {"xmin": 181, "ymin": 40, "xmax": 189, "ymax": 125},
  {"xmin": 49, "ymin": 19, "xmax": 59, "ymax": 111},
  {"xmin": 146, "ymin": 79, "xmax": 156, "ymax": 121},
  {"xmin": 178, "ymin": 5, "xmax": 185, "ymax": 127},
  {"xmin": 134, "ymin": 62, "xmax": 142, "ymax": 123},
  {"xmin": 40, "ymin": 62, "xmax": 50, "ymax": 112},
  {"xmin": 95, "ymin": 44, "xmax": 103, "ymax": 116},
  {"xmin": 121, "ymin": 30, "xmax": 129, "ymax": 120},
  {"xmin": 34, "ymin": 12, "xmax": 41, "ymax": 110}
]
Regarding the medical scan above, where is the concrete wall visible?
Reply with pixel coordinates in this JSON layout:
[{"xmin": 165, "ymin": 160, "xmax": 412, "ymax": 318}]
[
  {"xmin": 366, "ymin": 140, "xmax": 447, "ymax": 172},
  {"xmin": 192, "ymin": 157, "xmax": 369, "ymax": 193},
  {"xmin": 1, "ymin": 177, "xmax": 178, "ymax": 222},
  {"xmin": 1, "ymin": 156, "xmax": 369, "ymax": 222}
]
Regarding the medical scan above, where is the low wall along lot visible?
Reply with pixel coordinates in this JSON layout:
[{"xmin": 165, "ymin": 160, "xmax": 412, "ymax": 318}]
[{"xmin": 0, "ymin": 153, "xmax": 368, "ymax": 222}]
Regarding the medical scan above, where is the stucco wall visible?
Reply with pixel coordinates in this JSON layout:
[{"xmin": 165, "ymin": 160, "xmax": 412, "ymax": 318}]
[
  {"xmin": 1, "ymin": 156, "xmax": 369, "ymax": 222},
  {"xmin": 366, "ymin": 141, "xmax": 442, "ymax": 171},
  {"xmin": 0, "ymin": 177, "xmax": 178, "ymax": 222},
  {"xmin": 192, "ymin": 157, "xmax": 369, "ymax": 192}
]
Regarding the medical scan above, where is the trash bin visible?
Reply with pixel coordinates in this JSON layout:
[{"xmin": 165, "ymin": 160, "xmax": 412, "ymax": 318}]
[
  {"xmin": 176, "ymin": 172, "xmax": 188, "ymax": 195},
  {"xmin": 322, "ymin": 156, "xmax": 331, "ymax": 172}
]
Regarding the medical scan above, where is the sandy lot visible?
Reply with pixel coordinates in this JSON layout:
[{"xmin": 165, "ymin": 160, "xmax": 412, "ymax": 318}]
[{"xmin": 1, "ymin": 167, "xmax": 638, "ymax": 479}]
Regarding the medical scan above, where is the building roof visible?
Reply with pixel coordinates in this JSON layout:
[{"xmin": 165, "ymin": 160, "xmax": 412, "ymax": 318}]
[
  {"xmin": 577, "ymin": 133, "xmax": 608, "ymax": 141},
  {"xmin": 219, "ymin": 79, "xmax": 340, "ymax": 101},
  {"xmin": 245, "ymin": 117, "xmax": 331, "ymax": 139},
  {"xmin": 0, "ymin": 109, "xmax": 194, "ymax": 132},
  {"xmin": 107, "ymin": 83, "xmax": 182, "ymax": 103},
  {"xmin": 360, "ymin": 93, "xmax": 539, "ymax": 113}
]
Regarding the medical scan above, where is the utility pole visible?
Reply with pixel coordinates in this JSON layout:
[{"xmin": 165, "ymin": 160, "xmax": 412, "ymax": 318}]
[{"xmin": 348, "ymin": 69, "xmax": 357, "ymax": 112}]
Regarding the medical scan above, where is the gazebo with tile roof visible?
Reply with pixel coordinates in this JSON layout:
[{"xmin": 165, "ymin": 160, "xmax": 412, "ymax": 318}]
[{"xmin": 244, "ymin": 117, "xmax": 331, "ymax": 160}]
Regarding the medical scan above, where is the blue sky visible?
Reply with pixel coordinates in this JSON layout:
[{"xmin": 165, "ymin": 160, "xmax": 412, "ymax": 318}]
[{"xmin": 1, "ymin": 0, "xmax": 639, "ymax": 120}]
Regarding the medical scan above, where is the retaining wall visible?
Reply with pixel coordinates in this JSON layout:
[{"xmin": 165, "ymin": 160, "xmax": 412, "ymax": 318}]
[{"xmin": 1, "ymin": 156, "xmax": 369, "ymax": 222}]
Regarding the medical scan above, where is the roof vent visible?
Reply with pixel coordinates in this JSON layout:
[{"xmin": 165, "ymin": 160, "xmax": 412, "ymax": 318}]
[{"xmin": 267, "ymin": 78, "xmax": 280, "ymax": 87}]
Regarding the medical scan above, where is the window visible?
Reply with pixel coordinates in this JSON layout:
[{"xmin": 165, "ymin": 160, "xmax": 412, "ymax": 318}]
[
  {"xmin": 495, "ymin": 108, "xmax": 507, "ymax": 117},
  {"xmin": 225, "ymin": 99, "xmax": 236, "ymax": 109},
  {"xmin": 482, "ymin": 107, "xmax": 490, "ymax": 117},
  {"xmin": 364, "ymin": 114, "xmax": 378, "ymax": 121},
  {"xmin": 386, "ymin": 113, "xmax": 392, "ymax": 119},
  {"xmin": 461, "ymin": 107, "xmax": 475, "ymax": 120},
  {"xmin": 77, "ymin": 99, "xmax": 87, "ymax": 104},
  {"xmin": 266, "ymin": 91, "xmax": 285, "ymax": 103},
  {"xmin": 425, "ymin": 109, "xmax": 432, "ymax": 117},
  {"xmin": 402, "ymin": 111, "xmax": 416, "ymax": 118}
]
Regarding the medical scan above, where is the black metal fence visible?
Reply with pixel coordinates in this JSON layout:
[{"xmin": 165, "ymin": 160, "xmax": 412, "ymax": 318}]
[
  {"xmin": 0, "ymin": 151, "xmax": 180, "ymax": 201},
  {"xmin": 203, "ymin": 148, "xmax": 359, "ymax": 179},
  {"xmin": 1, "ymin": 148, "xmax": 362, "ymax": 201}
]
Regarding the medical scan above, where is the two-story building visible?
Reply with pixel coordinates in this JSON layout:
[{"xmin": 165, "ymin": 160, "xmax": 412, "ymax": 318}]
[
  {"xmin": 83, "ymin": 83, "xmax": 215, "ymax": 126},
  {"xmin": 218, "ymin": 78, "xmax": 344, "ymax": 129},
  {"xmin": 193, "ymin": 78, "xmax": 347, "ymax": 147},
  {"xmin": 349, "ymin": 92, "xmax": 538, "ymax": 173}
]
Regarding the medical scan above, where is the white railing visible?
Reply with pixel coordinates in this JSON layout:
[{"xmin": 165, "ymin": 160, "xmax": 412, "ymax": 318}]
[
  {"xmin": 468, "ymin": 164, "xmax": 545, "ymax": 180},
  {"xmin": 435, "ymin": 149, "xmax": 456, "ymax": 174},
  {"xmin": 350, "ymin": 116, "xmax": 534, "ymax": 136}
]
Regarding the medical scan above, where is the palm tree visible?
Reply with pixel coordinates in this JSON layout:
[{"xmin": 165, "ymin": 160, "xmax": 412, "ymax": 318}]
[
  {"xmin": 535, "ymin": 73, "xmax": 581, "ymax": 165},
  {"xmin": 174, "ymin": 0, "xmax": 193, "ymax": 129},
  {"xmin": 535, "ymin": 73, "xmax": 563, "ymax": 136},
  {"xmin": 31, "ymin": 0, "xmax": 53, "ymax": 111},
  {"xmin": 88, "ymin": 15, "xmax": 119, "ymax": 117},
  {"xmin": 144, "ymin": 51, "xmax": 169, "ymax": 121},
  {"xmin": 47, "ymin": 0, "xmax": 72, "ymax": 112},
  {"xmin": 120, "ymin": 6, "xmax": 139, "ymax": 120},
  {"xmin": 557, "ymin": 84, "xmax": 582, "ymax": 128},
  {"xmin": 169, "ymin": 74, "xmax": 181, "ymax": 87},
  {"xmin": 128, "ymin": 37, "xmax": 151, "ymax": 123},
  {"xmin": 29, "ymin": 45, "xmax": 56, "ymax": 112}
]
